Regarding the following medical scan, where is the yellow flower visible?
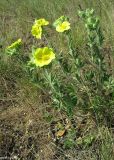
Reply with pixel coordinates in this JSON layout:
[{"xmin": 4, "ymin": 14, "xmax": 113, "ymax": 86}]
[
  {"xmin": 7, "ymin": 39, "xmax": 22, "ymax": 49},
  {"xmin": 56, "ymin": 21, "xmax": 70, "ymax": 32},
  {"xmin": 31, "ymin": 18, "xmax": 49, "ymax": 39},
  {"xmin": 35, "ymin": 18, "xmax": 49, "ymax": 26},
  {"xmin": 31, "ymin": 24, "xmax": 42, "ymax": 39},
  {"xmin": 33, "ymin": 47, "xmax": 55, "ymax": 67},
  {"xmin": 53, "ymin": 16, "xmax": 70, "ymax": 32}
]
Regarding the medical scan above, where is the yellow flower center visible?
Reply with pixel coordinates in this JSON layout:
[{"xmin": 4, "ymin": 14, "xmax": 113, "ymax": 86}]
[
  {"xmin": 56, "ymin": 21, "xmax": 70, "ymax": 32},
  {"xmin": 33, "ymin": 47, "xmax": 55, "ymax": 67}
]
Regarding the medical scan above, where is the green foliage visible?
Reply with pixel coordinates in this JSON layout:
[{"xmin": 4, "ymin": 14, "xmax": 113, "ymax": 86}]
[
  {"xmin": 3, "ymin": 8, "xmax": 114, "ymax": 119},
  {"xmin": 63, "ymin": 128, "xmax": 76, "ymax": 149},
  {"xmin": 77, "ymin": 135, "xmax": 95, "ymax": 148}
]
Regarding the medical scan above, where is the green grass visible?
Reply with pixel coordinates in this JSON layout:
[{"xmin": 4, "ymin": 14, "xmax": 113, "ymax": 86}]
[
  {"xmin": 0, "ymin": 0, "xmax": 114, "ymax": 159},
  {"xmin": 0, "ymin": 0, "xmax": 114, "ymax": 46}
]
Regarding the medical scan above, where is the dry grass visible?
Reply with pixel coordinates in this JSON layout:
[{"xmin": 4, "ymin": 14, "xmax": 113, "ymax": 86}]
[{"xmin": 0, "ymin": 63, "xmax": 55, "ymax": 159}]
